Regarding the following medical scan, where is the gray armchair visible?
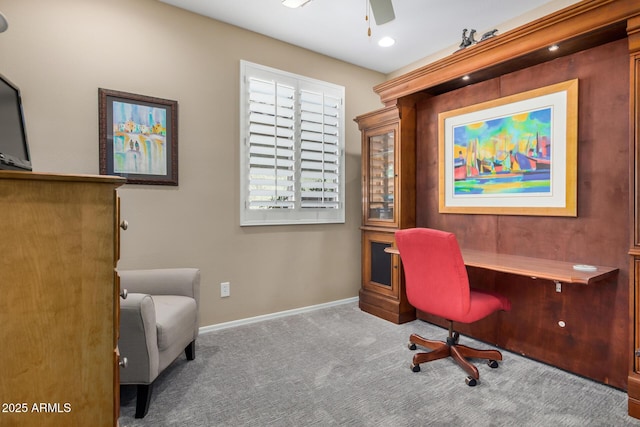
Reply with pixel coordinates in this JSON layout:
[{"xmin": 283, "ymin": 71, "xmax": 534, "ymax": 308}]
[{"xmin": 118, "ymin": 268, "xmax": 200, "ymax": 418}]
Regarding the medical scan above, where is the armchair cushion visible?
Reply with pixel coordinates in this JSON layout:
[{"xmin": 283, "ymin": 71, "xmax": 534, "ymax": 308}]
[{"xmin": 153, "ymin": 295, "xmax": 197, "ymax": 352}]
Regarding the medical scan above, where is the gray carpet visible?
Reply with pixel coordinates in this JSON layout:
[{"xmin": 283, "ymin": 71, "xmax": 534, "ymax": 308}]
[{"xmin": 119, "ymin": 301, "xmax": 640, "ymax": 426}]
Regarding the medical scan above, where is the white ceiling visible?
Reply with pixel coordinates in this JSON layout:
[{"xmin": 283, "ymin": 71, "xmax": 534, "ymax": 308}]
[{"xmin": 159, "ymin": 0, "xmax": 577, "ymax": 74}]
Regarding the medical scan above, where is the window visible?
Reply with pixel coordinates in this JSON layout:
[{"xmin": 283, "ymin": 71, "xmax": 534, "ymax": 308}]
[{"xmin": 240, "ymin": 61, "xmax": 345, "ymax": 226}]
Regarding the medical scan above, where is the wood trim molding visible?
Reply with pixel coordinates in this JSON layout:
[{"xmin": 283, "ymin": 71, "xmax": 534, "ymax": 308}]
[
  {"xmin": 629, "ymin": 15, "xmax": 640, "ymax": 53},
  {"xmin": 353, "ymin": 105, "xmax": 399, "ymax": 130},
  {"xmin": 632, "ymin": 54, "xmax": 640, "ymax": 247},
  {"xmin": 374, "ymin": 0, "xmax": 640, "ymax": 104}
]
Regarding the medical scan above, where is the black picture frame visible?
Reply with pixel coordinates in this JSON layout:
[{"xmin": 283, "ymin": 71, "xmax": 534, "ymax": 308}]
[{"xmin": 99, "ymin": 88, "xmax": 178, "ymax": 185}]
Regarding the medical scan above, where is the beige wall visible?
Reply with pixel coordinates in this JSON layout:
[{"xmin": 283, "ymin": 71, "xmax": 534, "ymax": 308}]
[{"xmin": 0, "ymin": 0, "xmax": 386, "ymax": 326}]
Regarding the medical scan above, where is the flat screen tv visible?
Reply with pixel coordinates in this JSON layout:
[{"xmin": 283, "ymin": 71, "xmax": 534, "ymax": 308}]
[{"xmin": 0, "ymin": 74, "xmax": 31, "ymax": 171}]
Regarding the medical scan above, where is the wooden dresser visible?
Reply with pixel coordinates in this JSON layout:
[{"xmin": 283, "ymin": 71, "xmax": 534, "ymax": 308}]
[{"xmin": 0, "ymin": 171, "xmax": 125, "ymax": 426}]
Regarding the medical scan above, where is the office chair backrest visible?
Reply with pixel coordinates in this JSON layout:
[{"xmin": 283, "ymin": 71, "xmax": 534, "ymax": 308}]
[{"xmin": 395, "ymin": 228, "xmax": 471, "ymax": 320}]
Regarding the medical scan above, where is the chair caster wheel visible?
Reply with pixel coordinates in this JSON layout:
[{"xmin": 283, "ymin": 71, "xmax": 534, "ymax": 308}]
[
  {"xmin": 465, "ymin": 376, "xmax": 477, "ymax": 386},
  {"xmin": 411, "ymin": 364, "xmax": 421, "ymax": 372},
  {"xmin": 408, "ymin": 342, "xmax": 417, "ymax": 351},
  {"xmin": 487, "ymin": 360, "xmax": 499, "ymax": 369}
]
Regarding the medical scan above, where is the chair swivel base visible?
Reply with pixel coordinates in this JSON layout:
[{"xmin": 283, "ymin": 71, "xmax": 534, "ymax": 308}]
[{"xmin": 408, "ymin": 332, "xmax": 501, "ymax": 386}]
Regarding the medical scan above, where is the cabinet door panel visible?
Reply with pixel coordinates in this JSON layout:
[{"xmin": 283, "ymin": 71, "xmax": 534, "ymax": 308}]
[
  {"xmin": 363, "ymin": 123, "xmax": 398, "ymax": 228},
  {"xmin": 362, "ymin": 231, "xmax": 399, "ymax": 298}
]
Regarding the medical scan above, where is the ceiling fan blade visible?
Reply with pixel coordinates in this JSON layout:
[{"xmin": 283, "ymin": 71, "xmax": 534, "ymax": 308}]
[{"xmin": 369, "ymin": 0, "xmax": 395, "ymax": 25}]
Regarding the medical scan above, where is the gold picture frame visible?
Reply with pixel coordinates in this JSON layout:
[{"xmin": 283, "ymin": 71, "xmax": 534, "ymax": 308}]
[{"xmin": 438, "ymin": 79, "xmax": 578, "ymax": 216}]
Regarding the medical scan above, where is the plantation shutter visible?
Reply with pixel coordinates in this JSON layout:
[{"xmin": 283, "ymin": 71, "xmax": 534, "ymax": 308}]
[
  {"xmin": 240, "ymin": 61, "xmax": 345, "ymax": 226},
  {"xmin": 247, "ymin": 78, "xmax": 296, "ymax": 209},
  {"xmin": 299, "ymin": 89, "xmax": 341, "ymax": 209}
]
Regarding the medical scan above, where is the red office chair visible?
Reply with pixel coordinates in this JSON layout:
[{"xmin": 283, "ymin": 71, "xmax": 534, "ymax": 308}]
[{"xmin": 395, "ymin": 228, "xmax": 511, "ymax": 386}]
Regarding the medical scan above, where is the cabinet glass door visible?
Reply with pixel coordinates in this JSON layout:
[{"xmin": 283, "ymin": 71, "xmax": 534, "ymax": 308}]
[{"xmin": 367, "ymin": 130, "xmax": 395, "ymax": 223}]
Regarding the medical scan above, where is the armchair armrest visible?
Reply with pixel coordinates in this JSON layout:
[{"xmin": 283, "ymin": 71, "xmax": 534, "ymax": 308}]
[
  {"xmin": 118, "ymin": 268, "xmax": 200, "ymax": 301},
  {"xmin": 119, "ymin": 293, "xmax": 160, "ymax": 384}
]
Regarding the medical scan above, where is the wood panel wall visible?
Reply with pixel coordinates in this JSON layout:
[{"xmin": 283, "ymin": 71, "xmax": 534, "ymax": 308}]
[{"xmin": 414, "ymin": 38, "xmax": 630, "ymax": 389}]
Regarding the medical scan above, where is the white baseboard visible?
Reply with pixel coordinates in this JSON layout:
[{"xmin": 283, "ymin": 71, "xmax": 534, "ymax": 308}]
[{"xmin": 199, "ymin": 296, "xmax": 359, "ymax": 334}]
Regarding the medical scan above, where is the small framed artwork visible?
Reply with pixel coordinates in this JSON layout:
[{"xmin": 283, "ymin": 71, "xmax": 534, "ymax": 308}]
[
  {"xmin": 99, "ymin": 88, "xmax": 178, "ymax": 185},
  {"xmin": 438, "ymin": 79, "xmax": 578, "ymax": 216}
]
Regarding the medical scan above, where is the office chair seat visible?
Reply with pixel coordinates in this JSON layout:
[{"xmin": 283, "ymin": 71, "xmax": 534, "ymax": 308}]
[{"xmin": 395, "ymin": 228, "xmax": 511, "ymax": 386}]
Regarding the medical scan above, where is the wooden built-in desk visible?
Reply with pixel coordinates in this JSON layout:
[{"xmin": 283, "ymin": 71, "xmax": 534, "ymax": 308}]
[
  {"xmin": 359, "ymin": 0, "xmax": 638, "ymax": 401},
  {"xmin": 385, "ymin": 247, "xmax": 618, "ymax": 285}
]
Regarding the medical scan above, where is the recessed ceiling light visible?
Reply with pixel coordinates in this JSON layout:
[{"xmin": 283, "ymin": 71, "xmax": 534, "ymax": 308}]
[
  {"xmin": 462, "ymin": 75, "xmax": 470, "ymax": 81},
  {"xmin": 282, "ymin": 0, "xmax": 311, "ymax": 8},
  {"xmin": 378, "ymin": 36, "xmax": 395, "ymax": 47},
  {"xmin": 548, "ymin": 44, "xmax": 559, "ymax": 52}
]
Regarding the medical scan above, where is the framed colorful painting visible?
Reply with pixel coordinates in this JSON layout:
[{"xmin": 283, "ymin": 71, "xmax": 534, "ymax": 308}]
[
  {"xmin": 99, "ymin": 89, "xmax": 178, "ymax": 185},
  {"xmin": 438, "ymin": 79, "xmax": 578, "ymax": 216}
]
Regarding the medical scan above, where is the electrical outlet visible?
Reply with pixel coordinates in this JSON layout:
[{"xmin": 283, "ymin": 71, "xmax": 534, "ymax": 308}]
[{"xmin": 220, "ymin": 282, "xmax": 230, "ymax": 298}]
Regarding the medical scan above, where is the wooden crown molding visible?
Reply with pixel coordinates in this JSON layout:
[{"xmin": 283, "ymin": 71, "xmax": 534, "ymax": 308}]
[
  {"xmin": 374, "ymin": 0, "xmax": 640, "ymax": 104},
  {"xmin": 629, "ymin": 15, "xmax": 640, "ymax": 53}
]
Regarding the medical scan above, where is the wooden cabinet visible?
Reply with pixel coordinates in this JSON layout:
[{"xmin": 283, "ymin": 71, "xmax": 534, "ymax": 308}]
[
  {"xmin": 0, "ymin": 171, "xmax": 125, "ymax": 426},
  {"xmin": 355, "ymin": 100, "xmax": 417, "ymax": 324}
]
